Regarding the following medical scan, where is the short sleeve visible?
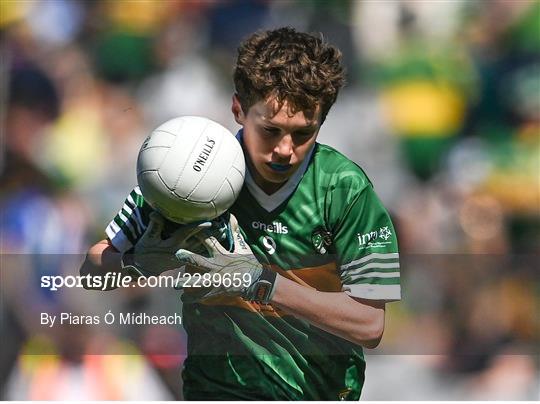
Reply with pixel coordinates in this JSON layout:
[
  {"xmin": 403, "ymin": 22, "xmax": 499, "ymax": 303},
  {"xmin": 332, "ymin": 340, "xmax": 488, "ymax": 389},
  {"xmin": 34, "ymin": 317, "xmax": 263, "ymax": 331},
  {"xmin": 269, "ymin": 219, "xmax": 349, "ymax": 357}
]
[
  {"xmin": 105, "ymin": 186, "xmax": 151, "ymax": 253},
  {"xmin": 329, "ymin": 173, "xmax": 400, "ymax": 301}
]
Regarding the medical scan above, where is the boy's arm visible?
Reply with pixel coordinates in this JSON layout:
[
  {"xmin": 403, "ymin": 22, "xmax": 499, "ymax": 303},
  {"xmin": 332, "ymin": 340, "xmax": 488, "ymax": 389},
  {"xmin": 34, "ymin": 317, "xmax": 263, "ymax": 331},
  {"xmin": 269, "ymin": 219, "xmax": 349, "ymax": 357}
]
[
  {"xmin": 80, "ymin": 239, "xmax": 125, "ymax": 290},
  {"xmin": 270, "ymin": 275, "xmax": 385, "ymax": 348},
  {"xmin": 82, "ymin": 186, "xmax": 146, "ymax": 290}
]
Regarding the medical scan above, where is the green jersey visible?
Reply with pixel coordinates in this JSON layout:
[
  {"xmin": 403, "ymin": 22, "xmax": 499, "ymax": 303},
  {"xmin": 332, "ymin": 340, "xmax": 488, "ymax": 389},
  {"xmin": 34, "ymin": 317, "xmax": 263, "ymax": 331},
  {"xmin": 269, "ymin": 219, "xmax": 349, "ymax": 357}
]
[{"xmin": 106, "ymin": 142, "xmax": 400, "ymax": 400}]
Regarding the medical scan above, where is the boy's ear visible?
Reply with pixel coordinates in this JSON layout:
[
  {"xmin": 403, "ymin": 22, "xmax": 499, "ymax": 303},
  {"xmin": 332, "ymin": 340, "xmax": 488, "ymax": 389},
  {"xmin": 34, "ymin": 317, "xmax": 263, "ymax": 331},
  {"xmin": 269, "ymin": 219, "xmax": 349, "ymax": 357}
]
[{"xmin": 231, "ymin": 94, "xmax": 245, "ymax": 125}]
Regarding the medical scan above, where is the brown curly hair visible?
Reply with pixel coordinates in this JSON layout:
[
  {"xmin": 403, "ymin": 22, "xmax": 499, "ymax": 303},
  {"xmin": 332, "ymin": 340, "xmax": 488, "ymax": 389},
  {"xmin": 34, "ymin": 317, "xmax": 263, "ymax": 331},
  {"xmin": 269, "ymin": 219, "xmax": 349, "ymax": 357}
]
[{"xmin": 233, "ymin": 27, "xmax": 345, "ymax": 122}]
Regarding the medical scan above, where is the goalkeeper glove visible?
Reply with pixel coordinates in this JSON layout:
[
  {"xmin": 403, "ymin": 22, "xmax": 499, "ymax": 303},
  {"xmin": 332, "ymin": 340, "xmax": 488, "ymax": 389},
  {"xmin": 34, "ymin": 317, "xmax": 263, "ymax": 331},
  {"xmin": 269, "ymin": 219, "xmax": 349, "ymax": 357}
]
[
  {"xmin": 175, "ymin": 214, "xmax": 277, "ymax": 304},
  {"xmin": 121, "ymin": 211, "xmax": 211, "ymax": 278}
]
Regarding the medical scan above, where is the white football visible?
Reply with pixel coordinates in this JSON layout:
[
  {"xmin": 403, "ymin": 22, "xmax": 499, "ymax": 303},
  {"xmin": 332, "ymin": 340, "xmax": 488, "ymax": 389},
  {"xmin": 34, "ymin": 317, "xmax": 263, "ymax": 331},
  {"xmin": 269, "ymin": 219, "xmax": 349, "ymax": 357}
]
[{"xmin": 137, "ymin": 116, "xmax": 245, "ymax": 223}]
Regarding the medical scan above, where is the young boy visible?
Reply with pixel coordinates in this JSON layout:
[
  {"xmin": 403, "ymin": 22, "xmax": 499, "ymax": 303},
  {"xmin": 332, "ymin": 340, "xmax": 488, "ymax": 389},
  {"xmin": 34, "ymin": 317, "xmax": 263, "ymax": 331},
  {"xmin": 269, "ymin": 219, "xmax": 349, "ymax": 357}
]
[{"xmin": 82, "ymin": 27, "xmax": 400, "ymax": 400}]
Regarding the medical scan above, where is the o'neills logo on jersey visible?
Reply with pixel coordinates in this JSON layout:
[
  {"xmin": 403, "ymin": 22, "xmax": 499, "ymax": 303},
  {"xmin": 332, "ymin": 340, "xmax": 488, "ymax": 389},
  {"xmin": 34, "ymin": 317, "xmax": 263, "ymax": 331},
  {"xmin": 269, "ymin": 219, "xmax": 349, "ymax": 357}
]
[
  {"xmin": 192, "ymin": 137, "xmax": 216, "ymax": 172},
  {"xmin": 252, "ymin": 221, "xmax": 288, "ymax": 234}
]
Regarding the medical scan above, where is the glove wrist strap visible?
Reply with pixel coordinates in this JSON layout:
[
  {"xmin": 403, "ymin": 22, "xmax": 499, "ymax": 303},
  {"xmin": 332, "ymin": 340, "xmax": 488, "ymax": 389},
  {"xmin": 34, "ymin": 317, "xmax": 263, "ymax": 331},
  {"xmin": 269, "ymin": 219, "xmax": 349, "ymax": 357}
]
[{"xmin": 243, "ymin": 269, "xmax": 277, "ymax": 304}]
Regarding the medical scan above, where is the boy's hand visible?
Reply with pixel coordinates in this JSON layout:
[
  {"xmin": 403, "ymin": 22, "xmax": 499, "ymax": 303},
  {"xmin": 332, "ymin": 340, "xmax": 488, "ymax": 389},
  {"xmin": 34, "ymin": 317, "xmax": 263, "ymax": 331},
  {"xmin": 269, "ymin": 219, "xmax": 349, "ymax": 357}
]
[
  {"xmin": 121, "ymin": 212, "xmax": 211, "ymax": 278},
  {"xmin": 175, "ymin": 214, "xmax": 277, "ymax": 303}
]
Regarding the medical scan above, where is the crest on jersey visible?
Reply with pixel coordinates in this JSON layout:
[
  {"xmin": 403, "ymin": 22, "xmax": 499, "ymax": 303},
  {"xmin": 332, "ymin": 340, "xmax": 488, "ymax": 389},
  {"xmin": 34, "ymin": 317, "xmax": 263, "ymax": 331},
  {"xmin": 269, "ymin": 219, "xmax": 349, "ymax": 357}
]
[
  {"xmin": 311, "ymin": 228, "xmax": 332, "ymax": 254},
  {"xmin": 338, "ymin": 388, "xmax": 352, "ymax": 400}
]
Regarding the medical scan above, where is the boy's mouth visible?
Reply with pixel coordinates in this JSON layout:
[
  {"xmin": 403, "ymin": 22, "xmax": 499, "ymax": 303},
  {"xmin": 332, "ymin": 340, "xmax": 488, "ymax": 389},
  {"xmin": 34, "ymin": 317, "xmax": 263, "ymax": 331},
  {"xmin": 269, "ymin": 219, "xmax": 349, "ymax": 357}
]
[{"xmin": 267, "ymin": 162, "xmax": 292, "ymax": 172}]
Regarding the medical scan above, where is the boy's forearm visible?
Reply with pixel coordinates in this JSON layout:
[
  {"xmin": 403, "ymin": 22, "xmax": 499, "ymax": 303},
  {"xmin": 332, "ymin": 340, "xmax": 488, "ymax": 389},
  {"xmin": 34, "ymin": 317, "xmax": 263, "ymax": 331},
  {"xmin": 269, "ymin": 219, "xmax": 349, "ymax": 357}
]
[
  {"xmin": 270, "ymin": 275, "xmax": 385, "ymax": 348},
  {"xmin": 80, "ymin": 240, "xmax": 124, "ymax": 290}
]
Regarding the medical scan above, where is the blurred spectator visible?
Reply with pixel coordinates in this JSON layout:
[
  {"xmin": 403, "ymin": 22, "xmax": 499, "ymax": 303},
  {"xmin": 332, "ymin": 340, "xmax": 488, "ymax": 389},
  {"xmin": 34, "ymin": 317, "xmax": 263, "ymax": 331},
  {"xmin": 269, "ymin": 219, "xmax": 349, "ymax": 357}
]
[
  {"xmin": 0, "ymin": 64, "xmax": 62, "ymax": 392},
  {"xmin": 4, "ymin": 326, "xmax": 173, "ymax": 400}
]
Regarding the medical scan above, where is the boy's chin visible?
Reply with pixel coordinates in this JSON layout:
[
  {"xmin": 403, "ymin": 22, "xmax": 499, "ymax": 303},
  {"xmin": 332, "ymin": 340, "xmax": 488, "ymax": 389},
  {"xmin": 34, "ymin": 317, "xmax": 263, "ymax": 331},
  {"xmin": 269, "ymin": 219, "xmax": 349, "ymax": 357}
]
[{"xmin": 261, "ymin": 169, "xmax": 294, "ymax": 184}]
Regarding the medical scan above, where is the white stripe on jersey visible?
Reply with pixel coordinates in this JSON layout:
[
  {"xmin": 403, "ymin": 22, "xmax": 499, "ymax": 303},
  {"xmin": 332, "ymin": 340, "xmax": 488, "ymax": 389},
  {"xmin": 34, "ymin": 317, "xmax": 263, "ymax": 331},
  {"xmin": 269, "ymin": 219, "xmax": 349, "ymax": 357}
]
[
  {"xmin": 108, "ymin": 220, "xmax": 121, "ymax": 234},
  {"xmin": 341, "ymin": 253, "xmax": 399, "ymax": 271},
  {"xmin": 106, "ymin": 223, "xmax": 133, "ymax": 253},
  {"xmin": 111, "ymin": 232, "xmax": 132, "ymax": 253},
  {"xmin": 126, "ymin": 194, "xmax": 137, "ymax": 209},
  {"xmin": 118, "ymin": 209, "xmax": 143, "ymax": 241},
  {"xmin": 342, "ymin": 283, "xmax": 401, "ymax": 301},
  {"xmin": 343, "ymin": 262, "xmax": 400, "ymax": 277},
  {"xmin": 120, "ymin": 203, "xmax": 143, "ymax": 235},
  {"xmin": 348, "ymin": 271, "xmax": 400, "ymax": 280}
]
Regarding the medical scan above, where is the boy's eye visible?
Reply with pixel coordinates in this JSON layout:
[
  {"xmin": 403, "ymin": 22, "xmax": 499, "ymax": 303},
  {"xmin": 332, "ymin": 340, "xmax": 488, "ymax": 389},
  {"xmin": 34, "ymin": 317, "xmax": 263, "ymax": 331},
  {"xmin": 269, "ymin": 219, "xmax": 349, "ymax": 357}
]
[
  {"xmin": 293, "ymin": 131, "xmax": 315, "ymax": 142},
  {"xmin": 263, "ymin": 127, "xmax": 280, "ymax": 135},
  {"xmin": 292, "ymin": 131, "xmax": 314, "ymax": 145}
]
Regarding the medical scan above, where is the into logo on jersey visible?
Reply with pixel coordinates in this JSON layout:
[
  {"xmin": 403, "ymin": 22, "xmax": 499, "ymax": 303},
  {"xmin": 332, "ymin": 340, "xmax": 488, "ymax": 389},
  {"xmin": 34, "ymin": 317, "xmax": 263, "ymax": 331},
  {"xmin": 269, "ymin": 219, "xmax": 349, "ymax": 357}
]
[
  {"xmin": 378, "ymin": 226, "xmax": 392, "ymax": 240},
  {"xmin": 311, "ymin": 228, "xmax": 333, "ymax": 254},
  {"xmin": 357, "ymin": 226, "xmax": 393, "ymax": 248},
  {"xmin": 251, "ymin": 221, "xmax": 288, "ymax": 234}
]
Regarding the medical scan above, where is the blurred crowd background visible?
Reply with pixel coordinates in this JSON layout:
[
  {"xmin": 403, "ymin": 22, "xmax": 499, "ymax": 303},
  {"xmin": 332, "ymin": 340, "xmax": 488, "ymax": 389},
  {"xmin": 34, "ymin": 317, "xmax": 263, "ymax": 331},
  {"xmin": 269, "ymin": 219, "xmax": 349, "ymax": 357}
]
[{"xmin": 1, "ymin": 0, "xmax": 538, "ymax": 400}]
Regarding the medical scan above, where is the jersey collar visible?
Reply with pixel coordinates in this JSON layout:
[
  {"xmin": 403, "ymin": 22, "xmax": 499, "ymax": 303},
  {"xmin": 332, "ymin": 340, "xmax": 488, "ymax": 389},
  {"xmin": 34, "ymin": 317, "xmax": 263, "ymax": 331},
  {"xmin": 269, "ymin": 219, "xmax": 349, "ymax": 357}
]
[{"xmin": 236, "ymin": 129, "xmax": 315, "ymax": 212}]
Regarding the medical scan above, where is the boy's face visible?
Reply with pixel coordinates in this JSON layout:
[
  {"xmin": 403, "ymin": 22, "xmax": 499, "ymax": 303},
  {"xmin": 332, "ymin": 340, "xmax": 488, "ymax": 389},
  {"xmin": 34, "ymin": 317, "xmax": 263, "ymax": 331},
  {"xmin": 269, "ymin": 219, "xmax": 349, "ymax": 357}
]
[{"xmin": 232, "ymin": 95, "xmax": 321, "ymax": 194}]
